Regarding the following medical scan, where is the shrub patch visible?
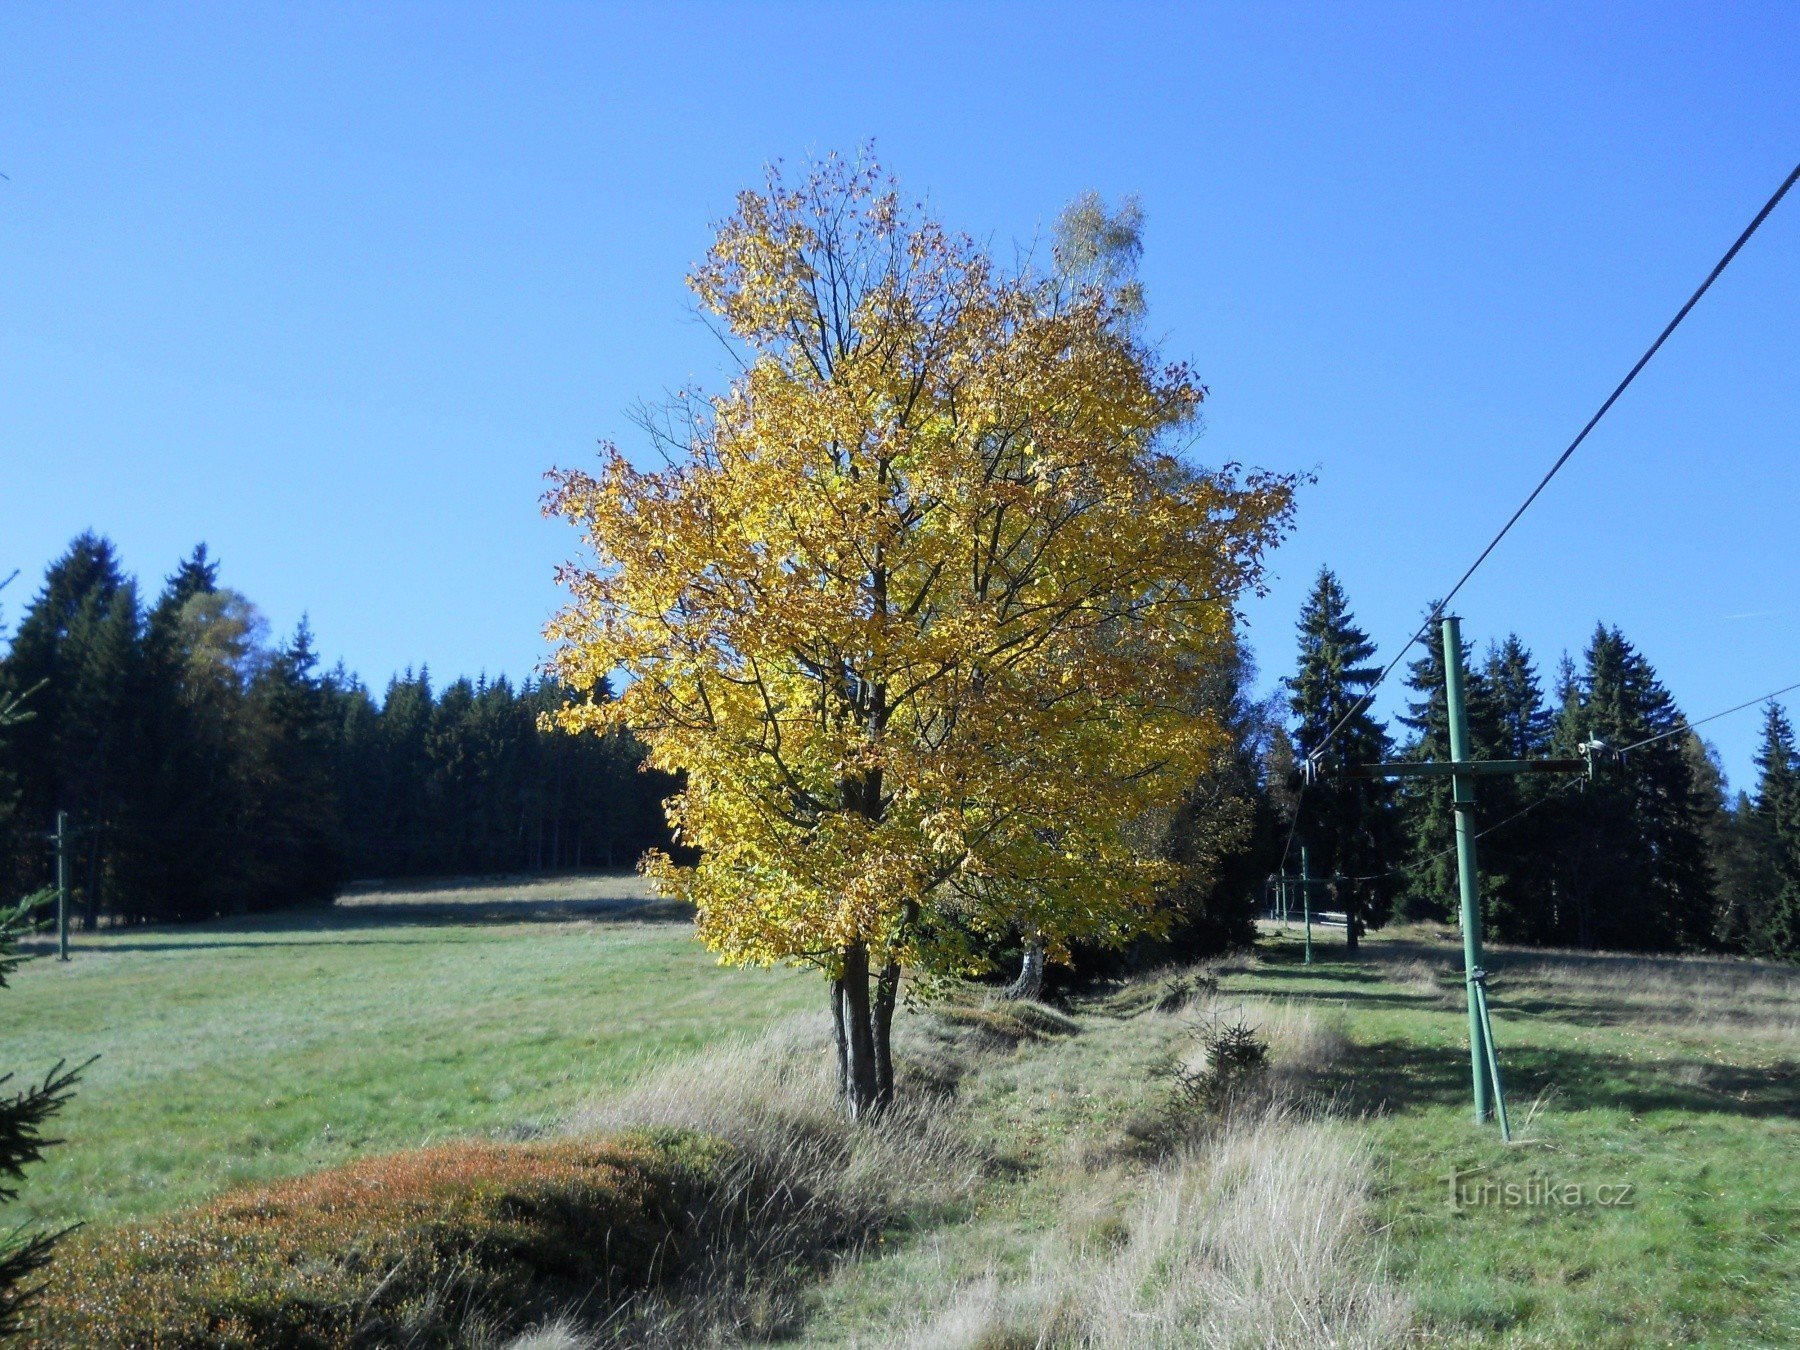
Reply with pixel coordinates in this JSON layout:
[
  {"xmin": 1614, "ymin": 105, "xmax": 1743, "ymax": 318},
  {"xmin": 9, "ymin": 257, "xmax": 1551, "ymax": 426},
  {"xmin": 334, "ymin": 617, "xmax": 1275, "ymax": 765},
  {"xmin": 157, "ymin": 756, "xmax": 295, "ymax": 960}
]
[{"xmin": 27, "ymin": 1131, "xmax": 732, "ymax": 1347}]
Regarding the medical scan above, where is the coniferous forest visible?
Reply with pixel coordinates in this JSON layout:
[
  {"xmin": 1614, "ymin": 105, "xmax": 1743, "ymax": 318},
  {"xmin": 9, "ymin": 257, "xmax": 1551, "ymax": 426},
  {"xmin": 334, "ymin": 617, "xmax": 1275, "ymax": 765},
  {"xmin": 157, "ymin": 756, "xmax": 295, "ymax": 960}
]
[
  {"xmin": 0, "ymin": 534, "xmax": 674, "ymax": 927},
  {"xmin": 3, "ymin": 537, "xmax": 1797, "ymax": 963},
  {"xmin": 1281, "ymin": 566, "xmax": 1800, "ymax": 962}
]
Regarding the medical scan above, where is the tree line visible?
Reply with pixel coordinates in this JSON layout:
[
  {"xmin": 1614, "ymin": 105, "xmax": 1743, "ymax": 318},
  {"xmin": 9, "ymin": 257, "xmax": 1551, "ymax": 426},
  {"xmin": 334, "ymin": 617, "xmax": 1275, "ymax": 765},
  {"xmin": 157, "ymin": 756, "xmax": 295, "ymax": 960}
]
[
  {"xmin": 1278, "ymin": 566, "xmax": 1800, "ymax": 961},
  {"xmin": 5, "ymin": 533, "xmax": 1790, "ymax": 965},
  {"xmin": 0, "ymin": 534, "xmax": 675, "ymax": 927}
]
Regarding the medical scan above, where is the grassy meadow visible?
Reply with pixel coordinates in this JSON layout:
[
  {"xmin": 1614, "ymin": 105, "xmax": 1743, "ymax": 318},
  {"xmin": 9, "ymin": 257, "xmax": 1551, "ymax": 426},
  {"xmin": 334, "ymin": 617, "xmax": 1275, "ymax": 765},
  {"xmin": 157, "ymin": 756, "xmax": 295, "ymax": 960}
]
[
  {"xmin": 6, "ymin": 874, "xmax": 814, "ymax": 1227},
  {"xmin": 1257, "ymin": 925, "xmax": 1800, "ymax": 1346},
  {"xmin": 8, "ymin": 881, "xmax": 1797, "ymax": 1346}
]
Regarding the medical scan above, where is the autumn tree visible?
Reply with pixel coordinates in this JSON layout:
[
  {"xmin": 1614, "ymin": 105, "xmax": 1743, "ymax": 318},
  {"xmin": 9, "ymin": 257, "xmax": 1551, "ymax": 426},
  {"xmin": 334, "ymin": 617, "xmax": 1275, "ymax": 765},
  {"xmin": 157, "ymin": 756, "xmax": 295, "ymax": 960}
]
[{"xmin": 546, "ymin": 155, "xmax": 1297, "ymax": 1118}]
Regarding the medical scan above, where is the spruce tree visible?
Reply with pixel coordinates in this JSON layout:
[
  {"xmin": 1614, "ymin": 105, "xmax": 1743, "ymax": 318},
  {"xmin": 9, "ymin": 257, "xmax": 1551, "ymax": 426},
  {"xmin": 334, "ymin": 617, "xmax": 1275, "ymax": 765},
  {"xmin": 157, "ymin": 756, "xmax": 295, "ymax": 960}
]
[
  {"xmin": 246, "ymin": 621, "xmax": 344, "ymax": 907},
  {"xmin": 0, "ymin": 674, "xmax": 84, "ymax": 1334},
  {"xmin": 1746, "ymin": 702, "xmax": 1800, "ymax": 959},
  {"xmin": 1153, "ymin": 637, "xmax": 1274, "ymax": 958},
  {"xmin": 134, "ymin": 547, "xmax": 227, "ymax": 923},
  {"xmin": 0, "ymin": 898, "xmax": 84, "ymax": 1335},
  {"xmin": 1394, "ymin": 614, "xmax": 1502, "ymax": 922},
  {"xmin": 1548, "ymin": 626, "xmax": 1715, "ymax": 950},
  {"xmin": 0, "ymin": 535, "xmax": 130, "ymax": 909},
  {"xmin": 0, "ymin": 537, "xmax": 679, "ymax": 912},
  {"xmin": 1287, "ymin": 569, "xmax": 1402, "ymax": 948},
  {"xmin": 1479, "ymin": 635, "xmax": 1565, "ymax": 943}
]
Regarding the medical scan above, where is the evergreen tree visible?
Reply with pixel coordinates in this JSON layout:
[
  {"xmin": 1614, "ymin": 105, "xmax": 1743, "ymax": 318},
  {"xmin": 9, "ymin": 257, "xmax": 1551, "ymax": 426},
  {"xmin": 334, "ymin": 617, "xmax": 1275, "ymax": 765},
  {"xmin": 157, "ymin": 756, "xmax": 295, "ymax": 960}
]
[
  {"xmin": 1393, "ymin": 613, "xmax": 1502, "ymax": 923},
  {"xmin": 1546, "ymin": 626, "xmax": 1715, "ymax": 950},
  {"xmin": 0, "ymin": 663, "xmax": 83, "ymax": 1334},
  {"xmin": 133, "ymin": 548, "xmax": 229, "ymax": 923},
  {"xmin": 0, "ymin": 535, "xmax": 137, "ymax": 923},
  {"xmin": 0, "ymin": 897, "xmax": 84, "ymax": 1335},
  {"xmin": 1479, "ymin": 635, "xmax": 1564, "ymax": 943},
  {"xmin": 244, "ymin": 621, "xmax": 343, "ymax": 907},
  {"xmin": 1744, "ymin": 702, "xmax": 1800, "ymax": 958},
  {"xmin": 1157, "ymin": 639, "xmax": 1287, "ymax": 957},
  {"xmin": 1, "ymin": 536, "xmax": 676, "ymax": 920},
  {"xmin": 1286, "ymin": 569, "xmax": 1402, "ymax": 948}
]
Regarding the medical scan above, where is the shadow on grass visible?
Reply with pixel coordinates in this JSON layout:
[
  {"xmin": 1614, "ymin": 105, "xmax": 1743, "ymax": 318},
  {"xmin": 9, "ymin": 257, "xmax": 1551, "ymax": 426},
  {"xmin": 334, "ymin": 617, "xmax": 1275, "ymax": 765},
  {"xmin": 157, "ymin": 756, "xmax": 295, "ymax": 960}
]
[
  {"xmin": 16, "ymin": 895, "xmax": 696, "ymax": 956},
  {"xmin": 1245, "ymin": 944, "xmax": 1799, "ymax": 1121},
  {"xmin": 1311, "ymin": 1031, "xmax": 1799, "ymax": 1123}
]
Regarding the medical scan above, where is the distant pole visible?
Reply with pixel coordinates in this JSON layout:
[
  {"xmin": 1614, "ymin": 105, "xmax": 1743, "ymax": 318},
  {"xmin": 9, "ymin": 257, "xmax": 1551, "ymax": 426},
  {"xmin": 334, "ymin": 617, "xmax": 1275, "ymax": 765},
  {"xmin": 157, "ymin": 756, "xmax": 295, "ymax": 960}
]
[
  {"xmin": 1300, "ymin": 843, "xmax": 1314, "ymax": 965},
  {"xmin": 54, "ymin": 810, "xmax": 70, "ymax": 962},
  {"xmin": 1443, "ymin": 616, "xmax": 1494, "ymax": 1126}
]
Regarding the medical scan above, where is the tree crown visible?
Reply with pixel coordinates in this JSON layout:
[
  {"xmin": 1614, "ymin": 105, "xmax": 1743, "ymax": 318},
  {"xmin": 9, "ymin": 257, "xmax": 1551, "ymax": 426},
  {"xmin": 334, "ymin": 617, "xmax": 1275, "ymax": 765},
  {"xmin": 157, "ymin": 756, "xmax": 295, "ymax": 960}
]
[{"xmin": 546, "ymin": 155, "xmax": 1298, "ymax": 978}]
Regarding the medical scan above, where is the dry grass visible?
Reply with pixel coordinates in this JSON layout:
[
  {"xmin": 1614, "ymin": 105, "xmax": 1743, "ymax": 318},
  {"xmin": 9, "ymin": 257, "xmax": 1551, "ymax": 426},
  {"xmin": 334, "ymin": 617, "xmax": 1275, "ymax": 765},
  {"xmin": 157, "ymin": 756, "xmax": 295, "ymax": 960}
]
[
  {"xmin": 1494, "ymin": 947, "xmax": 1800, "ymax": 1045},
  {"xmin": 1075, "ymin": 1106, "xmax": 1408, "ymax": 1348},
  {"xmin": 1215, "ymin": 995, "xmax": 1353, "ymax": 1083},
  {"xmin": 1386, "ymin": 955, "xmax": 1456, "ymax": 1002},
  {"xmin": 928, "ymin": 996, "xmax": 1083, "ymax": 1048},
  {"xmin": 902, "ymin": 1108, "xmax": 1408, "ymax": 1349},
  {"xmin": 889, "ymin": 987, "xmax": 1410, "ymax": 1348},
  {"xmin": 338, "ymin": 872, "xmax": 660, "ymax": 907},
  {"xmin": 558, "ymin": 1015, "xmax": 986, "ymax": 1346},
  {"xmin": 1362, "ymin": 927, "xmax": 1800, "ymax": 1048}
]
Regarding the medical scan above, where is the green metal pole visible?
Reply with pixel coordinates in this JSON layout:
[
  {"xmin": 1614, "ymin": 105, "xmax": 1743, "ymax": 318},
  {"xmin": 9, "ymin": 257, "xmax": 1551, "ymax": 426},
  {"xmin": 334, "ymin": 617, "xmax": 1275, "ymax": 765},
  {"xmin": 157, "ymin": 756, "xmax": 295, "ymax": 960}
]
[
  {"xmin": 1443, "ymin": 616, "xmax": 1492, "ymax": 1124},
  {"xmin": 55, "ymin": 810, "xmax": 70, "ymax": 962},
  {"xmin": 1474, "ymin": 982, "xmax": 1512, "ymax": 1142},
  {"xmin": 1301, "ymin": 843, "xmax": 1314, "ymax": 965}
]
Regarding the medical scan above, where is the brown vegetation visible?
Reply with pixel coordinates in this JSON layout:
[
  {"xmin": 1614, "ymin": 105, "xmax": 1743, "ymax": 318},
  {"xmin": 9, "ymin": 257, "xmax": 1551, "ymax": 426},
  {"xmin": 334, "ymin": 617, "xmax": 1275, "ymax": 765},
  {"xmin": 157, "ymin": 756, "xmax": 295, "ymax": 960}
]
[{"xmin": 27, "ymin": 1134, "xmax": 733, "ymax": 1347}]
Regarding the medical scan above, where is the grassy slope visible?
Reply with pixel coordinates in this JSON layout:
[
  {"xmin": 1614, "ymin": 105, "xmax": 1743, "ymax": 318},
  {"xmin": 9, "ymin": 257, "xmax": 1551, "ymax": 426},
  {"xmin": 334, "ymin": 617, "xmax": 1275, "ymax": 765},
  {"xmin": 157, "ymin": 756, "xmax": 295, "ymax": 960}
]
[
  {"xmin": 792, "ymin": 930, "xmax": 1796, "ymax": 1347},
  {"xmin": 11, "ymin": 881, "xmax": 1795, "ymax": 1346},
  {"xmin": 792, "ymin": 996, "xmax": 1184, "ymax": 1344},
  {"xmin": 1243, "ymin": 924, "xmax": 1799, "ymax": 1348},
  {"xmin": 6, "ymin": 878, "xmax": 812, "ymax": 1227}
]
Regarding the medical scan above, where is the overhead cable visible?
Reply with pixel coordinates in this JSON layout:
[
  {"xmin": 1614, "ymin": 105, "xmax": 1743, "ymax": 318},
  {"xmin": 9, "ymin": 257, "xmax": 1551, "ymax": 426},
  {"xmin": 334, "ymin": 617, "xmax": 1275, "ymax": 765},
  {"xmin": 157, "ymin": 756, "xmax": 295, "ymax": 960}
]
[
  {"xmin": 1617, "ymin": 676, "xmax": 1800, "ymax": 754},
  {"xmin": 1309, "ymin": 158, "xmax": 1800, "ymax": 769}
]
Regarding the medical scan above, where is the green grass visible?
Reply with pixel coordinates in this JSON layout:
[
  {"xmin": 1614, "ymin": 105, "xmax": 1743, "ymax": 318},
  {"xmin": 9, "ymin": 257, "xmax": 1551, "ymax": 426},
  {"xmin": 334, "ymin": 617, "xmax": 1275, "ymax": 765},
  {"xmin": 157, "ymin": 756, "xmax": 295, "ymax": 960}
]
[
  {"xmin": 1239, "ymin": 924, "xmax": 1800, "ymax": 1348},
  {"xmin": 789, "ymin": 998, "xmax": 1194, "ymax": 1345},
  {"xmin": 5, "ymin": 877, "xmax": 813, "ymax": 1227},
  {"xmin": 9, "ymin": 881, "xmax": 1796, "ymax": 1345},
  {"xmin": 785, "ymin": 931, "xmax": 1798, "ymax": 1346}
]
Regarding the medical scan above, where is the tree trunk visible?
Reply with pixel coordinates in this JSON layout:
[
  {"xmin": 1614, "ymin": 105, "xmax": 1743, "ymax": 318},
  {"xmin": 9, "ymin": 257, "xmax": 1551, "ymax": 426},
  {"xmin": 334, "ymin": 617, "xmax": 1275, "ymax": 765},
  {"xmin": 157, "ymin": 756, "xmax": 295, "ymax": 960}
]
[
  {"xmin": 832, "ymin": 977, "xmax": 850, "ymax": 1103},
  {"xmin": 1343, "ymin": 887, "xmax": 1360, "ymax": 953},
  {"xmin": 1003, "ymin": 932, "xmax": 1045, "ymax": 1000},
  {"xmin": 832, "ymin": 944, "xmax": 880, "ymax": 1119},
  {"xmin": 872, "ymin": 961, "xmax": 900, "ymax": 1108},
  {"xmin": 82, "ymin": 832, "xmax": 102, "ymax": 931}
]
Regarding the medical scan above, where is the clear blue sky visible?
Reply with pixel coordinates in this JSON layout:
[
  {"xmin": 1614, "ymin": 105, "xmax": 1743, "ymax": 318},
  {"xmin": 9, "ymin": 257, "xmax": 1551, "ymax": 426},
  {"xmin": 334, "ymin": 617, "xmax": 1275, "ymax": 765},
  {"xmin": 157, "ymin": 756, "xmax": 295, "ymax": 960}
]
[{"xmin": 3, "ymin": 4, "xmax": 1796, "ymax": 789}]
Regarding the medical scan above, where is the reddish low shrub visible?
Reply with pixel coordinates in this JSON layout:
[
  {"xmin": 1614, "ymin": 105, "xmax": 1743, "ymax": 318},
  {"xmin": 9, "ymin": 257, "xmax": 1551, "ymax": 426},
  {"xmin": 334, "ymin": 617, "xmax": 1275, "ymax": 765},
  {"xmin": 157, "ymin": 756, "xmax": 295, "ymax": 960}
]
[{"xmin": 26, "ymin": 1130, "xmax": 732, "ymax": 1348}]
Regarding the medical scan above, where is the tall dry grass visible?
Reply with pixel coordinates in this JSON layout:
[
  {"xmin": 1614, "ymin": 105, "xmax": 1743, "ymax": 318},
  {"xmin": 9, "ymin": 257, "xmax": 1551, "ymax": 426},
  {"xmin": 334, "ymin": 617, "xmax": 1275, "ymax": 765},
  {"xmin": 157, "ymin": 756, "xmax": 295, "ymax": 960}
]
[
  {"xmin": 508, "ymin": 984, "xmax": 1407, "ymax": 1349},
  {"xmin": 901, "ymin": 993, "xmax": 1409, "ymax": 1349},
  {"xmin": 542, "ymin": 1014, "xmax": 983, "ymax": 1347},
  {"xmin": 907, "ymin": 1106, "xmax": 1407, "ymax": 1349},
  {"xmin": 1366, "ymin": 931, "xmax": 1800, "ymax": 1047},
  {"xmin": 1495, "ymin": 948, "xmax": 1800, "ymax": 1045}
]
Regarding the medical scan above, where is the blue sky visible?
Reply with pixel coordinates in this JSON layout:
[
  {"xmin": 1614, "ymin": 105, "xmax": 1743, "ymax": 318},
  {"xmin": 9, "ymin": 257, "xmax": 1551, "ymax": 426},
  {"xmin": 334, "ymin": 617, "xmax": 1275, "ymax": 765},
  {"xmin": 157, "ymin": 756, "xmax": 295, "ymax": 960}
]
[{"xmin": 3, "ymin": 4, "xmax": 1796, "ymax": 789}]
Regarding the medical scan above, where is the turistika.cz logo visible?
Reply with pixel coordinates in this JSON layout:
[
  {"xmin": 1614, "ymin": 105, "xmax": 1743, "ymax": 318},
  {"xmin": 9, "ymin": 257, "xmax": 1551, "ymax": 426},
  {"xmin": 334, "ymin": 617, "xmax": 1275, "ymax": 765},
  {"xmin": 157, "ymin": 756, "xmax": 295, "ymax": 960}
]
[{"xmin": 1446, "ymin": 1165, "xmax": 1637, "ymax": 1211}]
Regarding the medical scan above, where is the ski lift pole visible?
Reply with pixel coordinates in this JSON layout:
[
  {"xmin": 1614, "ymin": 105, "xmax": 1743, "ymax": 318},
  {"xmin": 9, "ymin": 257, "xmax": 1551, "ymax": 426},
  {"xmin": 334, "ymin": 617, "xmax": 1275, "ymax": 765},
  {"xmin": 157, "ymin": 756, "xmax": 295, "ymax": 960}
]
[
  {"xmin": 1443, "ymin": 615, "xmax": 1504, "ymax": 1133},
  {"xmin": 1300, "ymin": 843, "xmax": 1314, "ymax": 965}
]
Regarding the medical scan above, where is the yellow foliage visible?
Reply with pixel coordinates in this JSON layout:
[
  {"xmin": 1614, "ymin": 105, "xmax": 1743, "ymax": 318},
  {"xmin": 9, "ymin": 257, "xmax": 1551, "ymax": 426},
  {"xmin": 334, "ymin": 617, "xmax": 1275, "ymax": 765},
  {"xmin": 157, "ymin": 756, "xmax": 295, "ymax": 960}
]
[{"xmin": 546, "ymin": 154, "xmax": 1296, "ymax": 983}]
